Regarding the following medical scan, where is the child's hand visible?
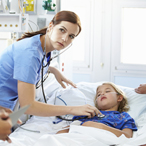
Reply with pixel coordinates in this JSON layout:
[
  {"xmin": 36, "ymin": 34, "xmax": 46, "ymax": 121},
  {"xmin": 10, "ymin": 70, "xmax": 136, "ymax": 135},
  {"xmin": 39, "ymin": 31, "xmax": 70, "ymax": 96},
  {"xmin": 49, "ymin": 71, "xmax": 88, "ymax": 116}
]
[
  {"xmin": 82, "ymin": 121, "xmax": 105, "ymax": 129},
  {"xmin": 135, "ymin": 84, "xmax": 146, "ymax": 94}
]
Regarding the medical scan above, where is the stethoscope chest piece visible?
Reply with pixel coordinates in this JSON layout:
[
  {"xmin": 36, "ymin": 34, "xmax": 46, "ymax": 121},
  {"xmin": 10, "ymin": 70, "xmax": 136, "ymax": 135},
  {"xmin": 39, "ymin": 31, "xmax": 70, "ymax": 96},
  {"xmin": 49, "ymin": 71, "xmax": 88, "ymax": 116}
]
[{"xmin": 97, "ymin": 114, "xmax": 105, "ymax": 118}]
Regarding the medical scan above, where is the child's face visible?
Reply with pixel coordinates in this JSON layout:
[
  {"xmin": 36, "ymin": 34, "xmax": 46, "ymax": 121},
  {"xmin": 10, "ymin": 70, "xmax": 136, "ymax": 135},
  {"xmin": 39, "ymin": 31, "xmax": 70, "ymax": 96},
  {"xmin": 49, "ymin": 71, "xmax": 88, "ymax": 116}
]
[{"xmin": 96, "ymin": 84, "xmax": 122, "ymax": 111}]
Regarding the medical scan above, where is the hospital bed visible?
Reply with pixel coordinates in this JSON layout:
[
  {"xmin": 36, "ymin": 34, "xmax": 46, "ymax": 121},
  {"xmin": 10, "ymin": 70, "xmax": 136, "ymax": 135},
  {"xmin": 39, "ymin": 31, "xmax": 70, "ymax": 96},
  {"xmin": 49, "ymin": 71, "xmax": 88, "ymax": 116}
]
[{"xmin": 0, "ymin": 73, "xmax": 146, "ymax": 146}]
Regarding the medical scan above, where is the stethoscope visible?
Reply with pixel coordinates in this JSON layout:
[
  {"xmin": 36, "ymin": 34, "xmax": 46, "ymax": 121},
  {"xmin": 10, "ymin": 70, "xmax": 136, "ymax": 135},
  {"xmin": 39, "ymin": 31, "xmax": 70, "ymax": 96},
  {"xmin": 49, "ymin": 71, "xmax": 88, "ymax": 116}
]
[
  {"xmin": 40, "ymin": 29, "xmax": 82, "ymax": 122},
  {"xmin": 41, "ymin": 45, "xmax": 89, "ymax": 121},
  {"xmin": 40, "ymin": 30, "xmax": 105, "ymax": 122},
  {"xmin": 39, "ymin": 30, "xmax": 90, "ymax": 122}
]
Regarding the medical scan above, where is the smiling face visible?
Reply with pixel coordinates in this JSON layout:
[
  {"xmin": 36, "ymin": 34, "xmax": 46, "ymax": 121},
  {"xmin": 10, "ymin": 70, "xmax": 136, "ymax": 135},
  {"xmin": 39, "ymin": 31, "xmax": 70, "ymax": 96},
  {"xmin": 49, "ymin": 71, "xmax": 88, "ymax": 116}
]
[
  {"xmin": 95, "ymin": 84, "xmax": 123, "ymax": 111},
  {"xmin": 46, "ymin": 21, "xmax": 79, "ymax": 52}
]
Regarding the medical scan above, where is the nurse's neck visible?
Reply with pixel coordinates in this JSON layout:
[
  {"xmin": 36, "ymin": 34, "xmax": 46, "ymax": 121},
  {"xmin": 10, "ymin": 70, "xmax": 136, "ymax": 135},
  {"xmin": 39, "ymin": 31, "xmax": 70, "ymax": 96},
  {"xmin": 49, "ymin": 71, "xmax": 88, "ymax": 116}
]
[{"xmin": 40, "ymin": 34, "xmax": 53, "ymax": 54}]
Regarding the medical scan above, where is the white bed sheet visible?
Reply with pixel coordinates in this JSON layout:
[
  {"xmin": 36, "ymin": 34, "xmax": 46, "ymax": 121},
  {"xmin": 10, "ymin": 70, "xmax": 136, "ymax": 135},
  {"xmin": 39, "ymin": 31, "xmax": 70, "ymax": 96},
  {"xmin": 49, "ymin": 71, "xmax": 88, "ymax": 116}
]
[
  {"xmin": 34, "ymin": 125, "xmax": 146, "ymax": 146},
  {"xmin": 0, "ymin": 115, "xmax": 146, "ymax": 146},
  {"xmin": 0, "ymin": 81, "xmax": 146, "ymax": 146}
]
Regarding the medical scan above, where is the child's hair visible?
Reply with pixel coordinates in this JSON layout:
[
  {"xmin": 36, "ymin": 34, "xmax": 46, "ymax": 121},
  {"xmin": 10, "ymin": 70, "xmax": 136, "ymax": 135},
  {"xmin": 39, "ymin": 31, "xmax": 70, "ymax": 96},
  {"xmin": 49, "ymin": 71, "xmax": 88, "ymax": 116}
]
[
  {"xmin": 17, "ymin": 10, "xmax": 81, "ymax": 41},
  {"xmin": 94, "ymin": 82, "xmax": 130, "ymax": 113}
]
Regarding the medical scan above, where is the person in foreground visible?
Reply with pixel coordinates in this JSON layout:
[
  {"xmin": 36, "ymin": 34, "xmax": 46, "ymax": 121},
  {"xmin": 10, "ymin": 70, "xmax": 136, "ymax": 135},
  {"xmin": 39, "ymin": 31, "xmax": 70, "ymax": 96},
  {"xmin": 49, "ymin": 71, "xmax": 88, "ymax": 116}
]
[
  {"xmin": 0, "ymin": 110, "xmax": 12, "ymax": 143},
  {"xmin": 0, "ymin": 10, "xmax": 99, "ymax": 119},
  {"xmin": 135, "ymin": 84, "xmax": 146, "ymax": 94},
  {"xmin": 57, "ymin": 82, "xmax": 137, "ymax": 138},
  {"xmin": 0, "ymin": 106, "xmax": 22, "ymax": 143}
]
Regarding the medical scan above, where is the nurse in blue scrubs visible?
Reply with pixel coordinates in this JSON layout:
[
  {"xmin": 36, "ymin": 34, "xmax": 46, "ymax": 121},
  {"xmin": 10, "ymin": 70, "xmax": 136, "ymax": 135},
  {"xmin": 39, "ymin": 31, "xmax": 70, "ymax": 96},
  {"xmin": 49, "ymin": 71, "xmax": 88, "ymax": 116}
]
[{"xmin": 0, "ymin": 10, "xmax": 99, "ymax": 119}]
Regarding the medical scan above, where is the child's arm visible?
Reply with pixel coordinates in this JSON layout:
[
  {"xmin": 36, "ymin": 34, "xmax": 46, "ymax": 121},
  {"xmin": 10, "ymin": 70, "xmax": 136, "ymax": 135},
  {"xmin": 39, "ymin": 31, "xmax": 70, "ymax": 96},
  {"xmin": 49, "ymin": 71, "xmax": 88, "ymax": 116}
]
[
  {"xmin": 56, "ymin": 126, "xmax": 70, "ymax": 134},
  {"xmin": 135, "ymin": 84, "xmax": 146, "ymax": 94},
  {"xmin": 82, "ymin": 121, "xmax": 133, "ymax": 138}
]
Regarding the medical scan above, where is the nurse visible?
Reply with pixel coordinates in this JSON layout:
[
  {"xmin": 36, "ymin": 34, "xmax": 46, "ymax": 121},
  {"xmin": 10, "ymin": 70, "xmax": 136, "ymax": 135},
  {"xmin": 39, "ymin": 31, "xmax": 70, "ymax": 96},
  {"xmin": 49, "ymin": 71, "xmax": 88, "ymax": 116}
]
[{"xmin": 0, "ymin": 10, "xmax": 99, "ymax": 118}]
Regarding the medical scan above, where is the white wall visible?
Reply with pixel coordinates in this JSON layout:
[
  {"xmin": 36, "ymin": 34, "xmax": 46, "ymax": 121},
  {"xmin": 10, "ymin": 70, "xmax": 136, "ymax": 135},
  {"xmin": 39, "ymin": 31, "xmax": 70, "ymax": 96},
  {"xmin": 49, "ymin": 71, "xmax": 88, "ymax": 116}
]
[{"xmin": 72, "ymin": 0, "xmax": 112, "ymax": 83}]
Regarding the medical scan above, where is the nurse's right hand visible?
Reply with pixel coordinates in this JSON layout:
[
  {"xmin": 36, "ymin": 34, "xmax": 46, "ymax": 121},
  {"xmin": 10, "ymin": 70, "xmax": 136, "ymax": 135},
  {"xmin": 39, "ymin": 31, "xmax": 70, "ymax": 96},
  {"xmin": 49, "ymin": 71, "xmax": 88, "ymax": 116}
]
[
  {"xmin": 70, "ymin": 104, "xmax": 102, "ymax": 118},
  {"xmin": 0, "ymin": 110, "xmax": 12, "ymax": 143}
]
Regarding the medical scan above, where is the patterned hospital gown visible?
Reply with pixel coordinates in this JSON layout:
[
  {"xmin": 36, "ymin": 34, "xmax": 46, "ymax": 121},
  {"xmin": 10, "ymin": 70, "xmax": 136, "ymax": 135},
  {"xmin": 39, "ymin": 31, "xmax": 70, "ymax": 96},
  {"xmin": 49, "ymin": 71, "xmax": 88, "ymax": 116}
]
[{"xmin": 73, "ymin": 110, "xmax": 137, "ymax": 131}]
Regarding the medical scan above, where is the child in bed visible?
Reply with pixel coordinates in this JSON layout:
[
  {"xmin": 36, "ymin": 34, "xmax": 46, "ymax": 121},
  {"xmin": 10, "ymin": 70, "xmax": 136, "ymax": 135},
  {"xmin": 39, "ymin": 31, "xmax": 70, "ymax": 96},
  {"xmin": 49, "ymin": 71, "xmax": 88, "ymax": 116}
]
[
  {"xmin": 135, "ymin": 84, "xmax": 146, "ymax": 94},
  {"xmin": 57, "ymin": 82, "xmax": 137, "ymax": 138}
]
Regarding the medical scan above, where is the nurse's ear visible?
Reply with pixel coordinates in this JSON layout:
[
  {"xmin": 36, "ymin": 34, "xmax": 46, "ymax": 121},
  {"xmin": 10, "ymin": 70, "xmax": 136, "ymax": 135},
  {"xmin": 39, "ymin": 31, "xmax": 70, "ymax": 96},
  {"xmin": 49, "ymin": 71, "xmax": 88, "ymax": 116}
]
[{"xmin": 48, "ymin": 22, "xmax": 54, "ymax": 31}]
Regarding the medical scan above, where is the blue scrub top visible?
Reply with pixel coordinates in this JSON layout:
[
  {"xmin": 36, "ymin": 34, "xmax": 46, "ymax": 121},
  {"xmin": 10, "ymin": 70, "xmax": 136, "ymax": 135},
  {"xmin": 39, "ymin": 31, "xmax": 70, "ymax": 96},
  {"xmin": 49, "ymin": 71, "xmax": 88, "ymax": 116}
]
[{"xmin": 0, "ymin": 34, "xmax": 50, "ymax": 110}]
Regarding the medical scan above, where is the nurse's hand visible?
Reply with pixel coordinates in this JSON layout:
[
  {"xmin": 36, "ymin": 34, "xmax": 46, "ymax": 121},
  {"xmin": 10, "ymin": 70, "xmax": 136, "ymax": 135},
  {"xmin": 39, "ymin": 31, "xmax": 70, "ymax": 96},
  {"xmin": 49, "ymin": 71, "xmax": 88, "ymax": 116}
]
[
  {"xmin": 49, "ymin": 66, "xmax": 77, "ymax": 88},
  {"xmin": 135, "ymin": 84, "xmax": 146, "ymax": 94},
  {"xmin": 71, "ymin": 104, "xmax": 102, "ymax": 118}
]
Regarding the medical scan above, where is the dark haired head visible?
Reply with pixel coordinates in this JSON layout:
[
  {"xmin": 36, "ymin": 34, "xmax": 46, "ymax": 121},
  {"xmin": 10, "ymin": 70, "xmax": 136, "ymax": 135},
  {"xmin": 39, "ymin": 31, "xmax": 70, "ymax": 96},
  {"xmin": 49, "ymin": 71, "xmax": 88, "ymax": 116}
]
[{"xmin": 17, "ymin": 10, "xmax": 81, "ymax": 41}]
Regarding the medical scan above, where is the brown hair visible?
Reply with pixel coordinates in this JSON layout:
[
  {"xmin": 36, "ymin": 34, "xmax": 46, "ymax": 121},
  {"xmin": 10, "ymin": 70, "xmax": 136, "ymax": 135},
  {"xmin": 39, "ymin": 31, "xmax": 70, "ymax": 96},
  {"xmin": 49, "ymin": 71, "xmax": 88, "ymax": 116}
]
[
  {"xmin": 94, "ymin": 82, "xmax": 130, "ymax": 113},
  {"xmin": 17, "ymin": 10, "xmax": 81, "ymax": 41}
]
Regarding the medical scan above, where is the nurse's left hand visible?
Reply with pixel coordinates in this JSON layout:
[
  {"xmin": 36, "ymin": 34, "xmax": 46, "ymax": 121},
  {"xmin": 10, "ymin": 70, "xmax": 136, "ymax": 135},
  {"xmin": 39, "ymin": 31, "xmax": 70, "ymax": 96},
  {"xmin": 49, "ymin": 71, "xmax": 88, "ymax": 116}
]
[
  {"xmin": 49, "ymin": 66, "xmax": 77, "ymax": 88},
  {"xmin": 59, "ymin": 76, "xmax": 77, "ymax": 88}
]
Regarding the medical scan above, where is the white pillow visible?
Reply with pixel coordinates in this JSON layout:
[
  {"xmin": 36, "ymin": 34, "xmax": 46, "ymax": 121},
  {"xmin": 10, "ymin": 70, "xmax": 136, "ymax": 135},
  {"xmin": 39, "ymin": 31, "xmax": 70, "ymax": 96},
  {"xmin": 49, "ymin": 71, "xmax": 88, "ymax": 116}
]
[
  {"xmin": 117, "ymin": 85, "xmax": 146, "ymax": 121},
  {"xmin": 48, "ymin": 86, "xmax": 88, "ymax": 106},
  {"xmin": 76, "ymin": 82, "xmax": 103, "ymax": 103},
  {"xmin": 48, "ymin": 82, "xmax": 104, "ymax": 107}
]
